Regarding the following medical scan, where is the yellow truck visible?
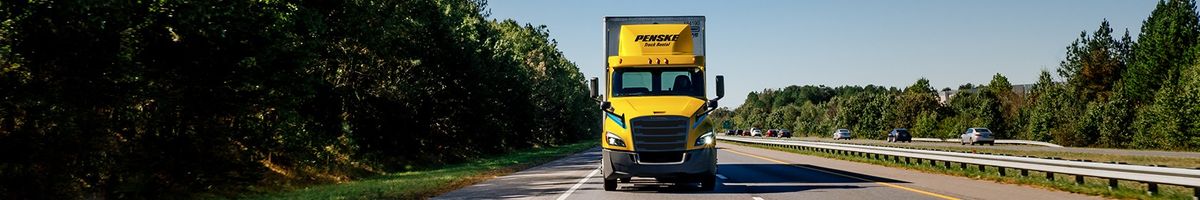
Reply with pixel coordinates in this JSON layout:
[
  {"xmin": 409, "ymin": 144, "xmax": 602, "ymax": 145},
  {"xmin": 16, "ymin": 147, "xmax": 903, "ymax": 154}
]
[{"xmin": 588, "ymin": 16, "xmax": 724, "ymax": 191}]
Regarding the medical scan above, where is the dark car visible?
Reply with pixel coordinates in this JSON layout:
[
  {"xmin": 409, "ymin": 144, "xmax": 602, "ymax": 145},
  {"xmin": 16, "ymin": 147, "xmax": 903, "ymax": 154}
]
[
  {"xmin": 779, "ymin": 129, "xmax": 793, "ymax": 138},
  {"xmin": 725, "ymin": 129, "xmax": 736, "ymax": 136},
  {"xmin": 888, "ymin": 128, "xmax": 912, "ymax": 142}
]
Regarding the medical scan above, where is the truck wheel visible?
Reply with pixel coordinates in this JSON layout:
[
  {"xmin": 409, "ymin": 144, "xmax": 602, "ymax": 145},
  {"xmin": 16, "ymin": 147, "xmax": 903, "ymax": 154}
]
[
  {"xmin": 604, "ymin": 179, "xmax": 617, "ymax": 191},
  {"xmin": 700, "ymin": 174, "xmax": 716, "ymax": 191}
]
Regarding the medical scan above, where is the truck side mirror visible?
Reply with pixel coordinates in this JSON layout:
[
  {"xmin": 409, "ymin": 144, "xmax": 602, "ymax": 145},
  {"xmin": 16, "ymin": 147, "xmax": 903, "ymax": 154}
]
[
  {"xmin": 588, "ymin": 77, "xmax": 600, "ymax": 99},
  {"xmin": 715, "ymin": 75, "xmax": 725, "ymax": 99}
]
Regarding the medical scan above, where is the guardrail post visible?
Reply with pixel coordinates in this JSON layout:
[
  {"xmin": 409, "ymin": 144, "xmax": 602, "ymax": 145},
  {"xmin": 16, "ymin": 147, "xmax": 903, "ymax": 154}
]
[
  {"xmin": 1020, "ymin": 169, "xmax": 1029, "ymax": 177},
  {"xmin": 1145, "ymin": 182, "xmax": 1157, "ymax": 195},
  {"xmin": 1046, "ymin": 172, "xmax": 1055, "ymax": 181},
  {"xmin": 1108, "ymin": 179, "xmax": 1118, "ymax": 190},
  {"xmin": 904, "ymin": 157, "xmax": 910, "ymax": 164},
  {"xmin": 959, "ymin": 162, "xmax": 967, "ymax": 169},
  {"xmin": 997, "ymin": 167, "xmax": 1006, "ymax": 176},
  {"xmin": 977, "ymin": 164, "xmax": 985, "ymax": 172},
  {"xmin": 1074, "ymin": 175, "xmax": 1084, "ymax": 185},
  {"xmin": 1191, "ymin": 186, "xmax": 1197, "ymax": 200},
  {"xmin": 943, "ymin": 160, "xmax": 951, "ymax": 168}
]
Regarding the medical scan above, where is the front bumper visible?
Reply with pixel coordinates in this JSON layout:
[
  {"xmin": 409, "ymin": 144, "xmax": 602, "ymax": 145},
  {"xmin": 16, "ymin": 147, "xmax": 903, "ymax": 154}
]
[{"xmin": 601, "ymin": 147, "xmax": 716, "ymax": 179}]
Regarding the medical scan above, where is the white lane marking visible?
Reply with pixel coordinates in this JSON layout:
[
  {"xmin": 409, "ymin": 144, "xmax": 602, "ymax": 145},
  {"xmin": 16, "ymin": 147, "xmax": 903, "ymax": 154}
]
[
  {"xmin": 752, "ymin": 197, "xmax": 765, "ymax": 200},
  {"xmin": 556, "ymin": 167, "xmax": 600, "ymax": 200},
  {"xmin": 715, "ymin": 174, "xmax": 728, "ymax": 180}
]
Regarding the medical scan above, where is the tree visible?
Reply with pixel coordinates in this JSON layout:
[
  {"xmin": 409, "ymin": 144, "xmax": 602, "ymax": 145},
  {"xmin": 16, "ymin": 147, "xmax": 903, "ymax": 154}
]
[
  {"xmin": 893, "ymin": 78, "xmax": 941, "ymax": 130},
  {"xmin": 1122, "ymin": 0, "xmax": 1200, "ymax": 150},
  {"xmin": 1119, "ymin": 0, "xmax": 1200, "ymax": 103},
  {"xmin": 1022, "ymin": 70, "xmax": 1058, "ymax": 142},
  {"xmin": 986, "ymin": 73, "xmax": 1018, "ymax": 138},
  {"xmin": 1059, "ymin": 20, "xmax": 1127, "ymax": 101}
]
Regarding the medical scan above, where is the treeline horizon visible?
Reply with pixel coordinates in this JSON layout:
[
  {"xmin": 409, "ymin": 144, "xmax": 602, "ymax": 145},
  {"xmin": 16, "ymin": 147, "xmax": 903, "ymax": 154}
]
[
  {"xmin": 714, "ymin": 0, "xmax": 1200, "ymax": 151},
  {"xmin": 0, "ymin": 0, "xmax": 597, "ymax": 199}
]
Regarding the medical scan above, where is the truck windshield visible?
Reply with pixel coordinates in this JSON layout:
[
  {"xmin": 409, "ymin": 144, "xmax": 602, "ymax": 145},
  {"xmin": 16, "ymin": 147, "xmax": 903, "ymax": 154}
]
[{"xmin": 612, "ymin": 67, "xmax": 703, "ymax": 97}]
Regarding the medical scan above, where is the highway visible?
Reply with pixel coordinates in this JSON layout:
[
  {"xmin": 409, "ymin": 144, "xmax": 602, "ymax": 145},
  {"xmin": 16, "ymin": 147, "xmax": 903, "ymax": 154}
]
[{"xmin": 434, "ymin": 143, "xmax": 1099, "ymax": 200}]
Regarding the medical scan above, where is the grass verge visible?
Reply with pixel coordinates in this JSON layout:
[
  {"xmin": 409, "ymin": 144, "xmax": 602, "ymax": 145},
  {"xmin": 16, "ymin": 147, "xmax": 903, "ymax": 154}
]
[
  {"xmin": 243, "ymin": 142, "xmax": 597, "ymax": 200},
  {"xmin": 724, "ymin": 140, "xmax": 1195, "ymax": 200}
]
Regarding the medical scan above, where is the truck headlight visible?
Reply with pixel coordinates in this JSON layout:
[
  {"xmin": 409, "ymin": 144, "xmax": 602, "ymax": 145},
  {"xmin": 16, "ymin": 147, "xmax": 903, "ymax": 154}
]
[
  {"xmin": 695, "ymin": 132, "xmax": 714, "ymax": 146},
  {"xmin": 606, "ymin": 132, "xmax": 626, "ymax": 147}
]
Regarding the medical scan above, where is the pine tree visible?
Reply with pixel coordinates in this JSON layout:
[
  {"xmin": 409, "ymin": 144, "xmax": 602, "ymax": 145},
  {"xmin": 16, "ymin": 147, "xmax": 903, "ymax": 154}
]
[{"xmin": 1119, "ymin": 0, "xmax": 1200, "ymax": 104}]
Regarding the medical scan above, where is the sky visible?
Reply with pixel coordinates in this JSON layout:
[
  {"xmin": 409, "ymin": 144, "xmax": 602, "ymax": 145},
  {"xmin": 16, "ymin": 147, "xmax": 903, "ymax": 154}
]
[{"xmin": 485, "ymin": 0, "xmax": 1158, "ymax": 108}]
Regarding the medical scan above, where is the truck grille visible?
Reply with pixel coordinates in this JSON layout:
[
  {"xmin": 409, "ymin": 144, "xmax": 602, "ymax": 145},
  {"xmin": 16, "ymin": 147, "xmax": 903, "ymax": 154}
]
[{"xmin": 630, "ymin": 116, "xmax": 689, "ymax": 152}]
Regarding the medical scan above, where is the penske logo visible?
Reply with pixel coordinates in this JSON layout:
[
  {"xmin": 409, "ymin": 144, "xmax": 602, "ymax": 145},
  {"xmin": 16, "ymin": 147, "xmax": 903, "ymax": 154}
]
[{"xmin": 634, "ymin": 34, "xmax": 679, "ymax": 42}]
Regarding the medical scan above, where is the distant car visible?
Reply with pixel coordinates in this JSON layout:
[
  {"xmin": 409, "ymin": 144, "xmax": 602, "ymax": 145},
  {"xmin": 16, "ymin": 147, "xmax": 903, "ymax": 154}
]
[
  {"xmin": 766, "ymin": 129, "xmax": 778, "ymax": 137},
  {"xmin": 960, "ymin": 127, "xmax": 995, "ymax": 145},
  {"xmin": 779, "ymin": 129, "xmax": 793, "ymax": 138},
  {"xmin": 888, "ymin": 128, "xmax": 912, "ymax": 142},
  {"xmin": 750, "ymin": 128, "xmax": 763, "ymax": 137},
  {"xmin": 832, "ymin": 129, "xmax": 852, "ymax": 140},
  {"xmin": 725, "ymin": 129, "xmax": 737, "ymax": 136}
]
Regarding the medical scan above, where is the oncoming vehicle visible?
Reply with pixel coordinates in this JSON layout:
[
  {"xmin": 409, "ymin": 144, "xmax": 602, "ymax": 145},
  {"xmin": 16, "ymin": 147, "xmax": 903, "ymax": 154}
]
[
  {"xmin": 833, "ymin": 129, "xmax": 852, "ymax": 140},
  {"xmin": 960, "ymin": 127, "xmax": 995, "ymax": 145},
  {"xmin": 888, "ymin": 128, "xmax": 912, "ymax": 142},
  {"xmin": 779, "ymin": 129, "xmax": 792, "ymax": 138},
  {"xmin": 589, "ymin": 16, "xmax": 723, "ymax": 191},
  {"xmin": 750, "ymin": 128, "xmax": 762, "ymax": 137}
]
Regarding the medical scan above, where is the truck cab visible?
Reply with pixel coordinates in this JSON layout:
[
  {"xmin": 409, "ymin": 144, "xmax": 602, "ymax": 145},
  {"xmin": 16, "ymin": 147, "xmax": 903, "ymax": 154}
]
[{"xmin": 588, "ymin": 16, "xmax": 724, "ymax": 191}]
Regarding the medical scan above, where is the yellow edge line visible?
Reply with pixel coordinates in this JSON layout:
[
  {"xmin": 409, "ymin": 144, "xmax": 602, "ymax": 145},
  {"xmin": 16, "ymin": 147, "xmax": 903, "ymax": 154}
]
[{"xmin": 723, "ymin": 148, "xmax": 961, "ymax": 200}]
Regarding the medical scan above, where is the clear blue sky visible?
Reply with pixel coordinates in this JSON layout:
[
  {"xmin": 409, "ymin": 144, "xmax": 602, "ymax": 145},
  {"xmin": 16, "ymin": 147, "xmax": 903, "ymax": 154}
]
[{"xmin": 485, "ymin": 0, "xmax": 1157, "ymax": 108}]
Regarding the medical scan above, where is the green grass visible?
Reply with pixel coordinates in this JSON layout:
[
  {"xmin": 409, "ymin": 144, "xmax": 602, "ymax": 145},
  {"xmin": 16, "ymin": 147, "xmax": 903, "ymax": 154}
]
[
  {"xmin": 243, "ymin": 142, "xmax": 597, "ymax": 200},
  {"xmin": 725, "ymin": 141, "xmax": 1195, "ymax": 200}
]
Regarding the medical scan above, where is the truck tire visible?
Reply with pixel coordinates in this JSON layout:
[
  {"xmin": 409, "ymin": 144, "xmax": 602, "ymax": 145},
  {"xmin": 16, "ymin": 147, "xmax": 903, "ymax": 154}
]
[
  {"xmin": 604, "ymin": 179, "xmax": 617, "ymax": 191},
  {"xmin": 700, "ymin": 173, "xmax": 716, "ymax": 191}
]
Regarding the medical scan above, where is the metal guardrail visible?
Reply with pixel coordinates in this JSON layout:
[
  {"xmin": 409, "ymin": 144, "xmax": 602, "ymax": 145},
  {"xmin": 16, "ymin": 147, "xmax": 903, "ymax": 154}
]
[
  {"xmin": 911, "ymin": 138, "xmax": 1065, "ymax": 147},
  {"xmin": 718, "ymin": 136, "xmax": 1200, "ymax": 199}
]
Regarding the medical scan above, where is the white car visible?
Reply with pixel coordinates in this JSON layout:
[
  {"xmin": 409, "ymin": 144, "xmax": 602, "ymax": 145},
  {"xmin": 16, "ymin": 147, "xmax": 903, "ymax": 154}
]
[
  {"xmin": 960, "ymin": 127, "xmax": 995, "ymax": 145},
  {"xmin": 750, "ymin": 128, "xmax": 763, "ymax": 137},
  {"xmin": 832, "ymin": 129, "xmax": 852, "ymax": 140}
]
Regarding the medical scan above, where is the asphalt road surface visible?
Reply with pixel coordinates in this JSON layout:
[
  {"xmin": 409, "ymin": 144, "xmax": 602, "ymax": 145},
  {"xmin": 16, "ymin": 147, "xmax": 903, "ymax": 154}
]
[{"xmin": 434, "ymin": 143, "xmax": 1100, "ymax": 200}]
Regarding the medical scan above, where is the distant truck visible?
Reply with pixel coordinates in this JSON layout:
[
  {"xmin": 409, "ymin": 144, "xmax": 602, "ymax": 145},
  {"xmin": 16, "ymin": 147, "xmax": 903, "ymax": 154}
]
[{"xmin": 588, "ymin": 16, "xmax": 724, "ymax": 191}]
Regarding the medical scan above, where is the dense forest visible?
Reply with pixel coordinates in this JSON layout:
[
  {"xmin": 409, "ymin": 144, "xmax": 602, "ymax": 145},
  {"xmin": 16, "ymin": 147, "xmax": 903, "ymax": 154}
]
[
  {"xmin": 718, "ymin": 0, "xmax": 1200, "ymax": 151},
  {"xmin": 0, "ymin": 0, "xmax": 597, "ymax": 198}
]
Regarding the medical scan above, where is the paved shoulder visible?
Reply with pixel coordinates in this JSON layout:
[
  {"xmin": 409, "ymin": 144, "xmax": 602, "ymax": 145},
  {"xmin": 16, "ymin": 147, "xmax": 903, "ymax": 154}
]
[
  {"xmin": 718, "ymin": 143, "xmax": 1103, "ymax": 200},
  {"xmin": 433, "ymin": 147, "xmax": 603, "ymax": 200}
]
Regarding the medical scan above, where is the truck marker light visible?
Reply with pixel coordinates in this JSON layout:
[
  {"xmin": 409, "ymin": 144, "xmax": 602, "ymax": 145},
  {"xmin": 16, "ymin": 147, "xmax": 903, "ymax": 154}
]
[
  {"xmin": 693, "ymin": 113, "xmax": 708, "ymax": 129},
  {"xmin": 606, "ymin": 112, "xmax": 626, "ymax": 129}
]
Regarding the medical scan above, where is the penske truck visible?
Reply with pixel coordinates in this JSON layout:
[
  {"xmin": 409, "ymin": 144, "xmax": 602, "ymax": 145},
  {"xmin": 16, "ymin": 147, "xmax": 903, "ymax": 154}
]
[{"xmin": 587, "ymin": 16, "xmax": 724, "ymax": 191}]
